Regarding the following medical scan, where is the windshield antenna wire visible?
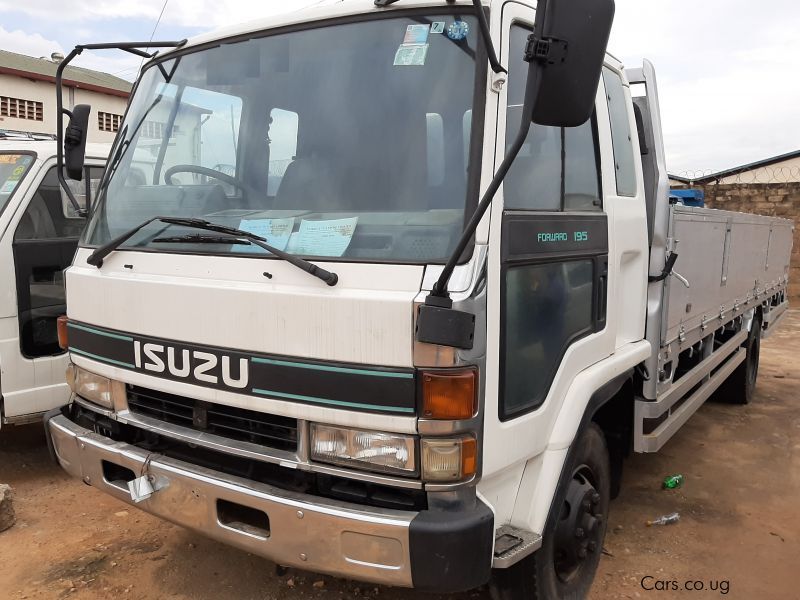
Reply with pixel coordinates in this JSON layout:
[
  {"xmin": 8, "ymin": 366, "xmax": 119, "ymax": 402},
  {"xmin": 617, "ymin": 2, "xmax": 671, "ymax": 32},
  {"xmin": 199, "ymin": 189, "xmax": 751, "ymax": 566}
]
[{"xmin": 137, "ymin": 0, "xmax": 171, "ymax": 75}]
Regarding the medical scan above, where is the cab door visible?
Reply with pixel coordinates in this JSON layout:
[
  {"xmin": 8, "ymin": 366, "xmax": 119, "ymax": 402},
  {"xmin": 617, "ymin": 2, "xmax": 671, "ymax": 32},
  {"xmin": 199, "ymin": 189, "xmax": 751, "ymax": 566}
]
[
  {"xmin": 2, "ymin": 160, "xmax": 102, "ymax": 422},
  {"xmin": 478, "ymin": 2, "xmax": 616, "ymax": 522}
]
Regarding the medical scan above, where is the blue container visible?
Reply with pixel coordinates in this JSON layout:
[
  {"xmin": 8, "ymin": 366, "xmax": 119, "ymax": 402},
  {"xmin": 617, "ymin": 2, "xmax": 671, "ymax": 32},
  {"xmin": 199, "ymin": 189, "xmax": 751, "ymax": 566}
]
[{"xmin": 669, "ymin": 188, "xmax": 705, "ymax": 207}]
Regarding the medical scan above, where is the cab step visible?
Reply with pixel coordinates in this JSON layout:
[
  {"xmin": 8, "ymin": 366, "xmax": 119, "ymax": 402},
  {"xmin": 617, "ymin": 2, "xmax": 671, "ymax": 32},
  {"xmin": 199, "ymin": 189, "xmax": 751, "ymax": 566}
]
[{"xmin": 492, "ymin": 525, "xmax": 543, "ymax": 568}]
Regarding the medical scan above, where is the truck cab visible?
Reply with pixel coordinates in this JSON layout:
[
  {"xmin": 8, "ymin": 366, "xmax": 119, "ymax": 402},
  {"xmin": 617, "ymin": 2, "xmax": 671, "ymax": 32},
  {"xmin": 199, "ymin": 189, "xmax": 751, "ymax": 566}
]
[
  {"xmin": 45, "ymin": 1, "xmax": 791, "ymax": 598},
  {"xmin": 0, "ymin": 137, "xmax": 108, "ymax": 426}
]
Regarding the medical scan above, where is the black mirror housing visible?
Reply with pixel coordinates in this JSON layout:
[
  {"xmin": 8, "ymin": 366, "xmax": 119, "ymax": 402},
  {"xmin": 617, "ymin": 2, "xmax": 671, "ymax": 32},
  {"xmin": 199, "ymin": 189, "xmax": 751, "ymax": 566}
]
[
  {"xmin": 64, "ymin": 104, "xmax": 91, "ymax": 180},
  {"xmin": 529, "ymin": 0, "xmax": 615, "ymax": 127}
]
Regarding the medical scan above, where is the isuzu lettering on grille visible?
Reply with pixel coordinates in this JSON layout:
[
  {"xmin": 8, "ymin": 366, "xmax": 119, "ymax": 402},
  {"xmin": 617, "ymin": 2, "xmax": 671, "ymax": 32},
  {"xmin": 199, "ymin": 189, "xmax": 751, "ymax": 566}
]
[{"xmin": 133, "ymin": 341, "xmax": 249, "ymax": 389}]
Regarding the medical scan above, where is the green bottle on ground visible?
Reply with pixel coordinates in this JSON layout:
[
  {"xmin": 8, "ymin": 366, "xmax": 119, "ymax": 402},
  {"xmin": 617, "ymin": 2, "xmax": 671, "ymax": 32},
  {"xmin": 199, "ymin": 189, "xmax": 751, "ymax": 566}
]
[{"xmin": 662, "ymin": 474, "xmax": 684, "ymax": 489}]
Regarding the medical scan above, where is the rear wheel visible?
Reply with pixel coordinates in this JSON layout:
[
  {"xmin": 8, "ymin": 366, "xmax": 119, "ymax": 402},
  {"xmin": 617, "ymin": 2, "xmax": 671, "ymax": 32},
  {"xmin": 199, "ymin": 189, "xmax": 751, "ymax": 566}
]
[
  {"xmin": 721, "ymin": 312, "xmax": 762, "ymax": 405},
  {"xmin": 489, "ymin": 424, "xmax": 610, "ymax": 600}
]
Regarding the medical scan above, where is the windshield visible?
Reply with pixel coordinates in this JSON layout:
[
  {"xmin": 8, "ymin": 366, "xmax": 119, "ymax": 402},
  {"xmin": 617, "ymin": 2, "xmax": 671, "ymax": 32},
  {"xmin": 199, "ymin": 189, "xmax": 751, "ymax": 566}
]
[
  {"xmin": 84, "ymin": 12, "xmax": 484, "ymax": 263},
  {"xmin": 0, "ymin": 153, "xmax": 35, "ymax": 211}
]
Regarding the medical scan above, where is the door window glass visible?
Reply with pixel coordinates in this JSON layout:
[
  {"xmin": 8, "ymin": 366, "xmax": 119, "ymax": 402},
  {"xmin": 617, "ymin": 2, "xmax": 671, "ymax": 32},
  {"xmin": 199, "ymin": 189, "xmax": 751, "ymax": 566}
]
[
  {"xmin": 504, "ymin": 25, "xmax": 601, "ymax": 211},
  {"xmin": 502, "ymin": 260, "xmax": 595, "ymax": 418}
]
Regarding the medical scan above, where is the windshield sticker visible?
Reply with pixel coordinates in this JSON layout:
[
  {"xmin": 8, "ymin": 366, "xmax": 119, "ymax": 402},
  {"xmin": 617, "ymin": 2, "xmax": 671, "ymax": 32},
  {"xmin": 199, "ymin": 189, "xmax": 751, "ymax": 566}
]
[
  {"xmin": 394, "ymin": 43, "xmax": 429, "ymax": 67},
  {"xmin": 0, "ymin": 154, "xmax": 24, "ymax": 164},
  {"xmin": 285, "ymin": 217, "xmax": 358, "ymax": 257},
  {"xmin": 1, "ymin": 181, "xmax": 17, "ymax": 194},
  {"xmin": 447, "ymin": 20, "xmax": 470, "ymax": 41},
  {"xmin": 430, "ymin": 22, "xmax": 445, "ymax": 34},
  {"xmin": 238, "ymin": 217, "xmax": 295, "ymax": 252},
  {"xmin": 404, "ymin": 24, "xmax": 430, "ymax": 44}
]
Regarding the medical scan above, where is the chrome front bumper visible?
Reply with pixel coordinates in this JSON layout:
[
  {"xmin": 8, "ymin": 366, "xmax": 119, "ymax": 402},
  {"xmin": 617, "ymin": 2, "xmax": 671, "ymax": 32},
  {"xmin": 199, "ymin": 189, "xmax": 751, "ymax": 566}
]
[{"xmin": 47, "ymin": 413, "xmax": 416, "ymax": 586}]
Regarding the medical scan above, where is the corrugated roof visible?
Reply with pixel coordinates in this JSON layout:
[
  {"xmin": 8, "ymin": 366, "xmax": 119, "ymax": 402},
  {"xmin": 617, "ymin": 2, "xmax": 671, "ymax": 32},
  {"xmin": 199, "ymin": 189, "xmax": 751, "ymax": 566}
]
[
  {"xmin": 694, "ymin": 149, "xmax": 800, "ymax": 183},
  {"xmin": 0, "ymin": 49, "xmax": 132, "ymax": 95}
]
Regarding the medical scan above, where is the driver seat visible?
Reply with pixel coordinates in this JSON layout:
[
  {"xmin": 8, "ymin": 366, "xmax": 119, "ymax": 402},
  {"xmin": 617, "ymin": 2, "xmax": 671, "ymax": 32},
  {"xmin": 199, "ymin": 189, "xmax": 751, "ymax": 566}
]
[{"xmin": 274, "ymin": 151, "xmax": 341, "ymax": 212}]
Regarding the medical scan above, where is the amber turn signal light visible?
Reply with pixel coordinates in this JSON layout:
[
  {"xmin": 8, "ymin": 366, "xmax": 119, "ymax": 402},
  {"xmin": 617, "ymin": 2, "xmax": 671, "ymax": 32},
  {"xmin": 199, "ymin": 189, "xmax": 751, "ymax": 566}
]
[
  {"xmin": 57, "ymin": 316, "xmax": 70, "ymax": 350},
  {"xmin": 421, "ymin": 369, "xmax": 477, "ymax": 420}
]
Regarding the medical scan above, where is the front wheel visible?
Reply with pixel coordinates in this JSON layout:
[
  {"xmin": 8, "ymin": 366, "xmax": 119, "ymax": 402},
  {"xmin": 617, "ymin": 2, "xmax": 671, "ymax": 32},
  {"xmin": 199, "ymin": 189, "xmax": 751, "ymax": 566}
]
[{"xmin": 490, "ymin": 423, "xmax": 611, "ymax": 600}]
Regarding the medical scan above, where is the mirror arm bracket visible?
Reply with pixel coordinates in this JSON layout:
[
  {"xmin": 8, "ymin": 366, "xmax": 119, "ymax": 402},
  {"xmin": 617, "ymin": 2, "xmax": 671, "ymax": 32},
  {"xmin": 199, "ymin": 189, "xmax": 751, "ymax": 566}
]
[
  {"xmin": 524, "ymin": 35, "xmax": 568, "ymax": 64},
  {"xmin": 56, "ymin": 48, "xmax": 87, "ymax": 216},
  {"xmin": 55, "ymin": 40, "xmax": 188, "ymax": 218},
  {"xmin": 471, "ymin": 0, "xmax": 507, "ymax": 74}
]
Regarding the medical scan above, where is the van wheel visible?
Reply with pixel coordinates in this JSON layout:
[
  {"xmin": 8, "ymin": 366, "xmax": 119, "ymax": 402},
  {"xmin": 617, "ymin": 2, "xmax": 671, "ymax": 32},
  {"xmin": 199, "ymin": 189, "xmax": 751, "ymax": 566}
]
[
  {"xmin": 489, "ymin": 424, "xmax": 610, "ymax": 600},
  {"xmin": 721, "ymin": 313, "xmax": 762, "ymax": 405}
]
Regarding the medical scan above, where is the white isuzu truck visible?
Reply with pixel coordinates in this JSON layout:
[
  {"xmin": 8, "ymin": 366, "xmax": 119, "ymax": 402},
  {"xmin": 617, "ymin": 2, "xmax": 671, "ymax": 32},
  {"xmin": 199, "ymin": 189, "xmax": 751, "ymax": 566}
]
[
  {"xmin": 0, "ymin": 134, "xmax": 107, "ymax": 426},
  {"xmin": 45, "ymin": 1, "xmax": 792, "ymax": 598}
]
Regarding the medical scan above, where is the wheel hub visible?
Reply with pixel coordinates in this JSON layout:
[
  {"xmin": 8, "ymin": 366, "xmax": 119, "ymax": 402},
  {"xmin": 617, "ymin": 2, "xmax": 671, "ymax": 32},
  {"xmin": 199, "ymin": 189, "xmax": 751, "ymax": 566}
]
[{"xmin": 553, "ymin": 468, "xmax": 604, "ymax": 583}]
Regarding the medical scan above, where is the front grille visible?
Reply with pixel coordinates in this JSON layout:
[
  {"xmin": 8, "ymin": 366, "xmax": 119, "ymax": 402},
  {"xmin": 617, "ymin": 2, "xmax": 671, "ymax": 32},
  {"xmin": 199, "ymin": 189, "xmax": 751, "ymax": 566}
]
[{"xmin": 126, "ymin": 386, "xmax": 298, "ymax": 452}]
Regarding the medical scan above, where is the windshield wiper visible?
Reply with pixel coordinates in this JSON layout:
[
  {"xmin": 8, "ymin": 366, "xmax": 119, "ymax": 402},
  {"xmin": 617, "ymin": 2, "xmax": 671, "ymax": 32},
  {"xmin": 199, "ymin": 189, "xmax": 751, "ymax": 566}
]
[
  {"xmin": 153, "ymin": 234, "xmax": 252, "ymax": 245},
  {"xmin": 87, "ymin": 216, "xmax": 339, "ymax": 286}
]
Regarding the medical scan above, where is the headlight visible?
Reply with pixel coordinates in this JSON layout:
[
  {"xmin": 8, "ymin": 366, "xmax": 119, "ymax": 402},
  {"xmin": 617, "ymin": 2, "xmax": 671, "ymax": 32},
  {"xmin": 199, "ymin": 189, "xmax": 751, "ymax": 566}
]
[
  {"xmin": 422, "ymin": 436, "xmax": 477, "ymax": 482},
  {"xmin": 310, "ymin": 424, "xmax": 417, "ymax": 477},
  {"xmin": 66, "ymin": 363, "xmax": 113, "ymax": 409}
]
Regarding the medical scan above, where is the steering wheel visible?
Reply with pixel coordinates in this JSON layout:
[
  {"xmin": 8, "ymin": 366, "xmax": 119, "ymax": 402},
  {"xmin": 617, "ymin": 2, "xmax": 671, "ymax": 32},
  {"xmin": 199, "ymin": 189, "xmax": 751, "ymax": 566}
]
[{"xmin": 163, "ymin": 165, "xmax": 245, "ymax": 190}]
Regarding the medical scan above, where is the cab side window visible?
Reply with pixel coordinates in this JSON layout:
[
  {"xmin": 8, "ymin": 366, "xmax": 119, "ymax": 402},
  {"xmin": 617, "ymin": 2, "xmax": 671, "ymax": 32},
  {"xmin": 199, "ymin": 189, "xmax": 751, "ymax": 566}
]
[
  {"xmin": 603, "ymin": 67, "xmax": 637, "ymax": 196},
  {"xmin": 503, "ymin": 25, "xmax": 601, "ymax": 212},
  {"xmin": 13, "ymin": 167, "xmax": 91, "ymax": 358}
]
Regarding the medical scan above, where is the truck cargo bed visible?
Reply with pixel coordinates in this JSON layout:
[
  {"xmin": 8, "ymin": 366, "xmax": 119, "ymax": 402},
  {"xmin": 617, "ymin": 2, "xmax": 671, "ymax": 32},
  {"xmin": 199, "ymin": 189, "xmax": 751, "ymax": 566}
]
[{"xmin": 635, "ymin": 204, "xmax": 793, "ymax": 452}]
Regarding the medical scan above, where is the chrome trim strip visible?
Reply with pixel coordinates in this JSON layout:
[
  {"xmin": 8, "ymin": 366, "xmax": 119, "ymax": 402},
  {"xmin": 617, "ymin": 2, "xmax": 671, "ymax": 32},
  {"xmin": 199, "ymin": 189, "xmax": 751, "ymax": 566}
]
[
  {"xmin": 48, "ymin": 414, "xmax": 415, "ymax": 587},
  {"xmin": 425, "ymin": 475, "xmax": 477, "ymax": 492},
  {"xmin": 73, "ymin": 395, "xmax": 116, "ymax": 418},
  {"xmin": 417, "ymin": 415, "xmax": 482, "ymax": 436},
  {"xmin": 117, "ymin": 408, "xmax": 302, "ymax": 465}
]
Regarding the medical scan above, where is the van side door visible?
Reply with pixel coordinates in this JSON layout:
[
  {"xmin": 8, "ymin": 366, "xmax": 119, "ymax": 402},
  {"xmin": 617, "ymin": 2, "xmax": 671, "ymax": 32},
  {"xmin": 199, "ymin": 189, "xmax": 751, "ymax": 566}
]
[{"xmin": 2, "ymin": 161, "xmax": 102, "ymax": 422}]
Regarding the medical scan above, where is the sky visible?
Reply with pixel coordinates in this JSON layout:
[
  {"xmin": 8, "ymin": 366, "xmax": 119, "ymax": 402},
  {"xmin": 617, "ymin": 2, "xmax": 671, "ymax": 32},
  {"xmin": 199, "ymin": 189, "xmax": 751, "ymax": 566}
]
[{"xmin": 1, "ymin": 0, "xmax": 798, "ymax": 175}]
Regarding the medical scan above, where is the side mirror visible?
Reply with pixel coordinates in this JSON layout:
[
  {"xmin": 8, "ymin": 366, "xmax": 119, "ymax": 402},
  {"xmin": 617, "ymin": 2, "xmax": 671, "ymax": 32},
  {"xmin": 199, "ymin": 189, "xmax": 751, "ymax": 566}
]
[
  {"xmin": 528, "ymin": 0, "xmax": 615, "ymax": 127},
  {"xmin": 64, "ymin": 104, "xmax": 91, "ymax": 180}
]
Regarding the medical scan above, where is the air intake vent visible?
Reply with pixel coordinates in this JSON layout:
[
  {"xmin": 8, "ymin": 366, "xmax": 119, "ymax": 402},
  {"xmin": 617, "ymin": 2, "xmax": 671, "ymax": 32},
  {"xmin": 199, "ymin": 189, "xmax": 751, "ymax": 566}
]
[{"xmin": 127, "ymin": 386, "xmax": 298, "ymax": 452}]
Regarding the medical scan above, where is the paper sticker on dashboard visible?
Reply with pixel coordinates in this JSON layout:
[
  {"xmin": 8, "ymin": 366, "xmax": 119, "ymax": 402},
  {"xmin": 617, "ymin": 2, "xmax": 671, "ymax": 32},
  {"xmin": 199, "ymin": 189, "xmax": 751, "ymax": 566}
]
[
  {"xmin": 285, "ymin": 217, "xmax": 358, "ymax": 257},
  {"xmin": 238, "ymin": 217, "xmax": 295, "ymax": 252}
]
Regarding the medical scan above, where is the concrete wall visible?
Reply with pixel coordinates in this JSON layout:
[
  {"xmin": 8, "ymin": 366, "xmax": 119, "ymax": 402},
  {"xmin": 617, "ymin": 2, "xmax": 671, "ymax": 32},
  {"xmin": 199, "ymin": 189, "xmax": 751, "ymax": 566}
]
[
  {"xmin": 0, "ymin": 73, "xmax": 62, "ymax": 136},
  {"xmin": 0, "ymin": 73, "xmax": 128, "ymax": 143},
  {"xmin": 703, "ymin": 182, "xmax": 800, "ymax": 298}
]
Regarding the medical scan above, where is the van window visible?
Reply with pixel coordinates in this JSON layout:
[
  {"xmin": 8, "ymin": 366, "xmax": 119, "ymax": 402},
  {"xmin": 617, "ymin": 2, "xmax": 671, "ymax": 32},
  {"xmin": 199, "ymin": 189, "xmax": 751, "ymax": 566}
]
[
  {"xmin": 603, "ymin": 67, "xmax": 637, "ymax": 197},
  {"xmin": 503, "ymin": 25, "xmax": 601, "ymax": 212}
]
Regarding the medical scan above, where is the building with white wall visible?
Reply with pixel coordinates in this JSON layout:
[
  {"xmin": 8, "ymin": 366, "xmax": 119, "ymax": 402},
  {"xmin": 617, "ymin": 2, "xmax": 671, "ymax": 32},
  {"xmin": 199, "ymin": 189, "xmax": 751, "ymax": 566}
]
[{"xmin": 0, "ymin": 49, "xmax": 131, "ymax": 144}]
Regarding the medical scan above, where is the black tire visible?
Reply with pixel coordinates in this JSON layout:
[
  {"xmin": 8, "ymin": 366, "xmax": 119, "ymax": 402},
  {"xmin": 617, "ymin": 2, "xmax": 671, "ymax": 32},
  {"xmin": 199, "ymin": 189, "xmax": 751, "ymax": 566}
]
[
  {"xmin": 489, "ymin": 424, "xmax": 610, "ymax": 600},
  {"xmin": 720, "ymin": 312, "xmax": 762, "ymax": 405}
]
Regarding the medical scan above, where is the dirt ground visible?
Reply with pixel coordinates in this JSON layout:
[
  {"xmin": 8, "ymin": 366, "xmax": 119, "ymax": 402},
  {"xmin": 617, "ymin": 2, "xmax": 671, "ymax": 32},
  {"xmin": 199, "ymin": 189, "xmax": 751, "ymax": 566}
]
[{"xmin": 1, "ymin": 312, "xmax": 799, "ymax": 600}]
